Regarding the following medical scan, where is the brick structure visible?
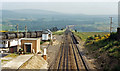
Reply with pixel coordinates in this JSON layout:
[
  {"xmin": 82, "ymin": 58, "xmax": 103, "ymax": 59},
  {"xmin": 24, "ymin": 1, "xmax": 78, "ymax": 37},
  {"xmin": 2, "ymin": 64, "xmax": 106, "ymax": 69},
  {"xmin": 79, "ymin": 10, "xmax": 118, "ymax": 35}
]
[{"xmin": 21, "ymin": 38, "xmax": 41, "ymax": 53}]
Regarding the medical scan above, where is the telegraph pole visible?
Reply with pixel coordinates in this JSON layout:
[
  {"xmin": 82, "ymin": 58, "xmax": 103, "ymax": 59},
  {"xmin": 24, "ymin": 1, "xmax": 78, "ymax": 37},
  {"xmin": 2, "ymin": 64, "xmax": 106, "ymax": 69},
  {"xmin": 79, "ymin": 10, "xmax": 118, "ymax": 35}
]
[
  {"xmin": 25, "ymin": 25, "xmax": 27, "ymax": 38},
  {"xmin": 110, "ymin": 17, "xmax": 113, "ymax": 34}
]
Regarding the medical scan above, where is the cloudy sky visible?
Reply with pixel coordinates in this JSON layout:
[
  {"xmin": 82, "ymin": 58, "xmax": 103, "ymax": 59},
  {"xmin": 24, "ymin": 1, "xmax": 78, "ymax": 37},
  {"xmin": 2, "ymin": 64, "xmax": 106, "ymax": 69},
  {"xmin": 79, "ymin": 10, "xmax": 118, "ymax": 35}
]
[
  {"xmin": 1, "ymin": 0, "xmax": 119, "ymax": 2},
  {"xmin": 1, "ymin": 0, "xmax": 119, "ymax": 15}
]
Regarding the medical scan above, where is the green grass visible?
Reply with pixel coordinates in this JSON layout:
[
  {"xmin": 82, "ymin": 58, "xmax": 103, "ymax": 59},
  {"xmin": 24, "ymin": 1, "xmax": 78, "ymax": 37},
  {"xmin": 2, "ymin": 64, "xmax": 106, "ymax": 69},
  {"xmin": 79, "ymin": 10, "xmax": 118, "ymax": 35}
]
[
  {"xmin": 40, "ymin": 40, "xmax": 51, "ymax": 45},
  {"xmin": 1, "ymin": 59, "xmax": 10, "ymax": 62},
  {"xmin": 85, "ymin": 32, "xmax": 120, "ymax": 58},
  {"xmin": 5, "ymin": 53, "xmax": 19, "ymax": 58},
  {"xmin": 52, "ymin": 29, "xmax": 65, "ymax": 35},
  {"xmin": 83, "ymin": 32, "xmax": 120, "ymax": 71},
  {"xmin": 73, "ymin": 31, "xmax": 109, "ymax": 41},
  {"xmin": 40, "ymin": 41, "xmax": 44, "ymax": 44}
]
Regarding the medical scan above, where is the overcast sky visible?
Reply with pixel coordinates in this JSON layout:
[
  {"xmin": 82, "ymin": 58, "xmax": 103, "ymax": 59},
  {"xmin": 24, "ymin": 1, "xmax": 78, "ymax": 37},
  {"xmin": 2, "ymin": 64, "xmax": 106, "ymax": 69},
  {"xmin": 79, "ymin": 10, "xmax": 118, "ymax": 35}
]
[
  {"xmin": 1, "ymin": 0, "xmax": 119, "ymax": 2},
  {"xmin": 2, "ymin": 2, "xmax": 118, "ymax": 15},
  {"xmin": 1, "ymin": 0, "xmax": 119, "ymax": 15}
]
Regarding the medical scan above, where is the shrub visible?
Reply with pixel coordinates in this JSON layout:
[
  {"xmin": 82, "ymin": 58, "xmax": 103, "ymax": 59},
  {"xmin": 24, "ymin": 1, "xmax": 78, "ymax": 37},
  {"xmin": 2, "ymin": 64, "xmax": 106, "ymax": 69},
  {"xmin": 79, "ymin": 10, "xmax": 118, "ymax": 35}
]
[
  {"xmin": 109, "ymin": 32, "xmax": 118, "ymax": 40},
  {"xmin": 111, "ymin": 65, "xmax": 120, "ymax": 71},
  {"xmin": 101, "ymin": 36, "xmax": 105, "ymax": 40},
  {"xmin": 40, "ymin": 41, "xmax": 44, "ymax": 44},
  {"xmin": 95, "ymin": 37, "xmax": 99, "ymax": 40},
  {"xmin": 109, "ymin": 48, "xmax": 115, "ymax": 53},
  {"xmin": 111, "ymin": 51, "xmax": 120, "ymax": 58},
  {"xmin": 87, "ymin": 36, "xmax": 94, "ymax": 40},
  {"xmin": 98, "ymin": 34, "xmax": 101, "ymax": 38},
  {"xmin": 94, "ymin": 34, "xmax": 97, "ymax": 37}
]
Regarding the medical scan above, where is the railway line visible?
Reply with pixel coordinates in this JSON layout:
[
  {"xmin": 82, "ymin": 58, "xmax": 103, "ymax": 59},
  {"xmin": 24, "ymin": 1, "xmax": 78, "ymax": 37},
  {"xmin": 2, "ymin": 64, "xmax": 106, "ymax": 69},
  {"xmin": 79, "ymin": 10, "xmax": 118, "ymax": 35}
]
[{"xmin": 49, "ymin": 29, "xmax": 89, "ymax": 71}]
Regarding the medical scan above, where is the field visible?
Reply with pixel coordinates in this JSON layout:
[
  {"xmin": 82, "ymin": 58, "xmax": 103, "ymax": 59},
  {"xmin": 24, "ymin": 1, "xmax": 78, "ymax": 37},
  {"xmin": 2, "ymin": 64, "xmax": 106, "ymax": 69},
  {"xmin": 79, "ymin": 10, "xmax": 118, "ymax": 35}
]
[
  {"xmin": 52, "ymin": 29, "xmax": 65, "ymax": 35},
  {"xmin": 73, "ymin": 31, "xmax": 109, "ymax": 41}
]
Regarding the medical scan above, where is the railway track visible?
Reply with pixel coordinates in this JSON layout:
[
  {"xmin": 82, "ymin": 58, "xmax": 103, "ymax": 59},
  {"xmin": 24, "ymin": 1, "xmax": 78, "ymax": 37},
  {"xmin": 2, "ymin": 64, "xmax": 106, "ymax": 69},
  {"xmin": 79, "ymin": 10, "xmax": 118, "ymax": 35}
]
[{"xmin": 49, "ymin": 29, "xmax": 89, "ymax": 71}]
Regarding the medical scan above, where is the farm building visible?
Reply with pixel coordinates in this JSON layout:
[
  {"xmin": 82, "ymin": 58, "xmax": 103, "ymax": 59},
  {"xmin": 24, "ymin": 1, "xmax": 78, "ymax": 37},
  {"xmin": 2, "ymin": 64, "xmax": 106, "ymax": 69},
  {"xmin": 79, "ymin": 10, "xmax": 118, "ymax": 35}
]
[
  {"xmin": 21, "ymin": 38, "xmax": 40, "ymax": 53},
  {"xmin": 42, "ymin": 29, "xmax": 52, "ymax": 41}
]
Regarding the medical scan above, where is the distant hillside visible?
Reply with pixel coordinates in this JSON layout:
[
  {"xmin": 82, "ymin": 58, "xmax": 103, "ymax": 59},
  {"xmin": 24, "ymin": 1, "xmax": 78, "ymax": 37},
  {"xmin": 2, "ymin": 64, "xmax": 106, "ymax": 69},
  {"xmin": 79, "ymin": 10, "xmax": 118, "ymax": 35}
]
[
  {"xmin": 1, "ymin": 9, "xmax": 64, "ymax": 19},
  {"xmin": 2, "ymin": 9, "xmax": 117, "ymax": 20},
  {"xmin": 13, "ymin": 9, "xmax": 62, "ymax": 15},
  {"xmin": 1, "ymin": 9, "xmax": 118, "ymax": 32}
]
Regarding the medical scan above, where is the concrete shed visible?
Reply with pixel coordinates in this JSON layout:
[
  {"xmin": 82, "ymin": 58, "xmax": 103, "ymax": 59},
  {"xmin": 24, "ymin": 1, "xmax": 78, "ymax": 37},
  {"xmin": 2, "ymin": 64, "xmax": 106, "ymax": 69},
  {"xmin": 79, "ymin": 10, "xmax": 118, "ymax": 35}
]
[
  {"xmin": 21, "ymin": 38, "xmax": 40, "ymax": 53},
  {"xmin": 42, "ymin": 29, "xmax": 52, "ymax": 41}
]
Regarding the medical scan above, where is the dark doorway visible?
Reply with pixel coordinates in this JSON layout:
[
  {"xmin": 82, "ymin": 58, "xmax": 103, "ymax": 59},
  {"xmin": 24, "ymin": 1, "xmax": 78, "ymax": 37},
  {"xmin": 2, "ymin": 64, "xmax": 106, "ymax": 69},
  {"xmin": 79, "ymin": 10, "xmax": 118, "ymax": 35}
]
[{"xmin": 26, "ymin": 45, "xmax": 31, "ymax": 52}]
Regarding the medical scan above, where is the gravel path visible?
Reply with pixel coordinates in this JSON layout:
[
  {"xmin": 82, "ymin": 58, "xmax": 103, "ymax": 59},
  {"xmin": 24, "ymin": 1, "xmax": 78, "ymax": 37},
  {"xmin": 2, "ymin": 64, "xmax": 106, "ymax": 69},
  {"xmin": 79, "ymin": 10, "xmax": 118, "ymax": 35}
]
[{"xmin": 47, "ymin": 35, "xmax": 63, "ymax": 68}]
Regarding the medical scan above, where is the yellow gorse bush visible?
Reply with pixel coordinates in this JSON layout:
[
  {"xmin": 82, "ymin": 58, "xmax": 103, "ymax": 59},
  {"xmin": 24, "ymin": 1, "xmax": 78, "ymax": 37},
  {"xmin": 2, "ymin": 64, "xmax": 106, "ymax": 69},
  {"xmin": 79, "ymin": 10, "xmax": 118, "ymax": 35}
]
[
  {"xmin": 88, "ymin": 36, "xmax": 90, "ymax": 38},
  {"xmin": 104, "ymin": 34, "xmax": 110, "ymax": 39},
  {"xmin": 86, "ymin": 34, "xmax": 110, "ymax": 44},
  {"xmin": 101, "ymin": 37, "xmax": 105, "ymax": 40},
  {"xmin": 107, "ymin": 34, "xmax": 110, "ymax": 37},
  {"xmin": 95, "ymin": 37, "xmax": 99, "ymax": 40}
]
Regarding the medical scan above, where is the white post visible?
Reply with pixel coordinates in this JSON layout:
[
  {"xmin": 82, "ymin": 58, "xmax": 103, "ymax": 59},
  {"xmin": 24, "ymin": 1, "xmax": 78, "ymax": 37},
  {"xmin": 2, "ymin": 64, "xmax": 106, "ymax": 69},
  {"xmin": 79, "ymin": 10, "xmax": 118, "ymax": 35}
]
[
  {"xmin": 43, "ymin": 48, "xmax": 47, "ymax": 60},
  {"xmin": 44, "ymin": 48, "xmax": 46, "ymax": 55}
]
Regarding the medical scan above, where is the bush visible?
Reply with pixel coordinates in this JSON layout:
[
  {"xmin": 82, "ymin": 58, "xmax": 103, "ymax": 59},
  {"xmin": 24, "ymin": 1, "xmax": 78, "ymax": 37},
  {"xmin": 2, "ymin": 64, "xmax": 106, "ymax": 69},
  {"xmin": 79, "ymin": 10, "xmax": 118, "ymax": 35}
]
[
  {"xmin": 94, "ymin": 34, "xmax": 97, "ymax": 37},
  {"xmin": 40, "ymin": 41, "xmax": 44, "ymax": 44},
  {"xmin": 109, "ymin": 46, "xmax": 120, "ymax": 53},
  {"xmin": 87, "ymin": 36, "xmax": 94, "ymax": 40},
  {"xmin": 111, "ymin": 65, "xmax": 120, "ymax": 71},
  {"xmin": 109, "ymin": 32, "xmax": 118, "ymax": 40},
  {"xmin": 95, "ymin": 37, "xmax": 99, "ymax": 40},
  {"xmin": 98, "ymin": 34, "xmax": 101, "ymax": 38},
  {"xmin": 109, "ymin": 48, "xmax": 115, "ymax": 53}
]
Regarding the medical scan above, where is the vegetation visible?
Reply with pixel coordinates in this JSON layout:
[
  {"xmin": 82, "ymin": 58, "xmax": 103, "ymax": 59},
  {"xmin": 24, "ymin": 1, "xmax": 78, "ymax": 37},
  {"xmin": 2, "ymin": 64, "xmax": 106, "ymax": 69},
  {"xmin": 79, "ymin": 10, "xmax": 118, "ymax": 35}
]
[
  {"xmin": 40, "ymin": 40, "xmax": 50, "ymax": 44},
  {"xmin": 5, "ymin": 53, "xmax": 19, "ymax": 58},
  {"xmin": 85, "ymin": 32, "xmax": 120, "ymax": 58},
  {"xmin": 85, "ymin": 32, "xmax": 120, "ymax": 71},
  {"xmin": 52, "ymin": 29, "xmax": 65, "ymax": 35},
  {"xmin": 73, "ymin": 31, "xmax": 120, "ymax": 70},
  {"xmin": 1, "ymin": 10, "xmax": 117, "ymax": 32},
  {"xmin": 73, "ymin": 31, "xmax": 109, "ymax": 41},
  {"xmin": 1, "ymin": 60, "xmax": 10, "ymax": 62},
  {"xmin": 40, "ymin": 41, "xmax": 44, "ymax": 44}
]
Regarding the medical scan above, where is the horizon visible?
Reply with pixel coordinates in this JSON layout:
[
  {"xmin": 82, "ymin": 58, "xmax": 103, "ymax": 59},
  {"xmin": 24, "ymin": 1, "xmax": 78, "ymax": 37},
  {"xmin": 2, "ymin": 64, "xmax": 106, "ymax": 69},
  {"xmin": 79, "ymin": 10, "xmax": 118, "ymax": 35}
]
[
  {"xmin": 2, "ymin": 2, "xmax": 118, "ymax": 15},
  {"xmin": 1, "ymin": 9, "xmax": 118, "ymax": 16}
]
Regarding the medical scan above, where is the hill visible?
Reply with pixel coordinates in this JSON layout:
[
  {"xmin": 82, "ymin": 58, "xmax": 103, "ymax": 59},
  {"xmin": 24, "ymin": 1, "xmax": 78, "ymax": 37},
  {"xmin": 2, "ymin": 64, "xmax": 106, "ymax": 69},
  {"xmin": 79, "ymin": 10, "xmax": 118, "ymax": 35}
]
[{"xmin": 1, "ymin": 9, "xmax": 118, "ymax": 32}]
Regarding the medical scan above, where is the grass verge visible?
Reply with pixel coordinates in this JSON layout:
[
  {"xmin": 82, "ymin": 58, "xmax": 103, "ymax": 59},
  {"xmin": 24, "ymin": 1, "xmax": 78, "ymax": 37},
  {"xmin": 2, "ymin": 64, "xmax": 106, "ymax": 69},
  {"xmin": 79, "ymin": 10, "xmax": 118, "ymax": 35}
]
[
  {"xmin": 5, "ymin": 53, "xmax": 19, "ymax": 58},
  {"xmin": 52, "ymin": 29, "xmax": 65, "ymax": 35},
  {"xmin": 73, "ymin": 31, "xmax": 109, "ymax": 41}
]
